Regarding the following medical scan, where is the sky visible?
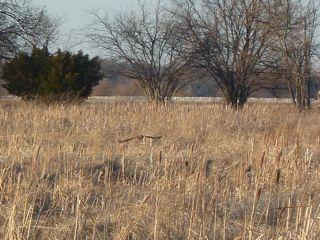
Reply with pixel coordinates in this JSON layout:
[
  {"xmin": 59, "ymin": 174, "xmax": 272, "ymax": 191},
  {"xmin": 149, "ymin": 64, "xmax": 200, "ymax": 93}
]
[{"xmin": 33, "ymin": 0, "xmax": 143, "ymax": 55}]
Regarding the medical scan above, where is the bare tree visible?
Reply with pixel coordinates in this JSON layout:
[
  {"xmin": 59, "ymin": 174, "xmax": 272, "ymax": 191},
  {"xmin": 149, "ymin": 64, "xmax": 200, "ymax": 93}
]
[
  {"xmin": 86, "ymin": 1, "xmax": 193, "ymax": 103},
  {"xmin": 0, "ymin": 0, "xmax": 59, "ymax": 59},
  {"xmin": 173, "ymin": 0, "xmax": 273, "ymax": 108},
  {"xmin": 265, "ymin": 0, "xmax": 320, "ymax": 110}
]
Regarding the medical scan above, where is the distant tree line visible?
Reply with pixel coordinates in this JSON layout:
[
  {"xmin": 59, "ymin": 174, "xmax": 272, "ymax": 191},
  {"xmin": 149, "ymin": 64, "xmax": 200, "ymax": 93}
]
[
  {"xmin": 87, "ymin": 0, "xmax": 320, "ymax": 109},
  {"xmin": 0, "ymin": 0, "xmax": 319, "ymax": 109}
]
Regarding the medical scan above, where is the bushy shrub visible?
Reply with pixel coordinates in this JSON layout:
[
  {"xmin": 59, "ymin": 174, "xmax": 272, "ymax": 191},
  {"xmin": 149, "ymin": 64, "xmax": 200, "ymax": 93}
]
[{"xmin": 2, "ymin": 47, "xmax": 102, "ymax": 102}]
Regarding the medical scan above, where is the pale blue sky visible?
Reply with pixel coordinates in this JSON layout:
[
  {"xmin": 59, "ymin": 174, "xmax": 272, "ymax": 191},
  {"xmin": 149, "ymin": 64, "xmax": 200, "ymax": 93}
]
[
  {"xmin": 33, "ymin": 0, "xmax": 143, "ymax": 54},
  {"xmin": 35, "ymin": 0, "xmax": 140, "ymax": 29}
]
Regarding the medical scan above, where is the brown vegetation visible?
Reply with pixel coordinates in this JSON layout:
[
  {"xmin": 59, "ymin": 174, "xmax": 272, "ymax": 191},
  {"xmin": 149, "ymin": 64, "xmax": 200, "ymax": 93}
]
[{"xmin": 0, "ymin": 100, "xmax": 319, "ymax": 239}]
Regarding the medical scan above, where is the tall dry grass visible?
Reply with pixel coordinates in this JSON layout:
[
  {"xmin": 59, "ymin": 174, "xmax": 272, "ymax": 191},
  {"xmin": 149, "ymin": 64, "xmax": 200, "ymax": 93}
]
[{"xmin": 0, "ymin": 100, "xmax": 319, "ymax": 239}]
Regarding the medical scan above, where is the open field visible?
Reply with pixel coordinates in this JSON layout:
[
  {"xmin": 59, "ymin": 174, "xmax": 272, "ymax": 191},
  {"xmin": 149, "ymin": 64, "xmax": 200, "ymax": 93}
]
[{"xmin": 0, "ymin": 100, "xmax": 319, "ymax": 239}]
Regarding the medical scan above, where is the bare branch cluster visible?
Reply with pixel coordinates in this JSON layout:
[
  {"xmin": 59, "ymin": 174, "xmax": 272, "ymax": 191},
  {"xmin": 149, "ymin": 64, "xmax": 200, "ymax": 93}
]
[
  {"xmin": 87, "ymin": 1, "xmax": 193, "ymax": 102},
  {"xmin": 86, "ymin": 0, "xmax": 320, "ymax": 107},
  {"xmin": 0, "ymin": 0, "xmax": 59, "ymax": 59},
  {"xmin": 173, "ymin": 0, "xmax": 276, "ymax": 107},
  {"xmin": 265, "ymin": 0, "xmax": 320, "ymax": 110}
]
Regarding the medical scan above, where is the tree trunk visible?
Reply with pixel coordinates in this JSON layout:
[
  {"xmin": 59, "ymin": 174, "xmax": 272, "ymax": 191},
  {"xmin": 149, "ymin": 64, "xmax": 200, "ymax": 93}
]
[{"xmin": 225, "ymin": 84, "xmax": 250, "ymax": 109}]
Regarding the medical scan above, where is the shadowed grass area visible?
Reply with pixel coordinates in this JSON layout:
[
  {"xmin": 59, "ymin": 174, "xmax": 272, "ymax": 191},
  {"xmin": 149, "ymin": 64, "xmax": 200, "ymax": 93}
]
[{"xmin": 0, "ymin": 100, "xmax": 319, "ymax": 239}]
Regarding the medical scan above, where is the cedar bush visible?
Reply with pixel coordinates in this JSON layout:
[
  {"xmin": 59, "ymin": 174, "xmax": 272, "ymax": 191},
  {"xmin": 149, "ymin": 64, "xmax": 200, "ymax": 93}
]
[{"xmin": 2, "ymin": 47, "xmax": 102, "ymax": 102}]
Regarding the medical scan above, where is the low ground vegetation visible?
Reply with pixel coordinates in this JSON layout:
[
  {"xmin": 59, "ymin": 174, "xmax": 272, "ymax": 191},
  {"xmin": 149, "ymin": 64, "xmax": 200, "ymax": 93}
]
[{"xmin": 0, "ymin": 101, "xmax": 319, "ymax": 239}]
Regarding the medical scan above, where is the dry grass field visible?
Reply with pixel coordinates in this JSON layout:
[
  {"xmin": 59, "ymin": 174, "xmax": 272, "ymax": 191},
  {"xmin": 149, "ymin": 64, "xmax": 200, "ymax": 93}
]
[{"xmin": 0, "ymin": 100, "xmax": 319, "ymax": 239}]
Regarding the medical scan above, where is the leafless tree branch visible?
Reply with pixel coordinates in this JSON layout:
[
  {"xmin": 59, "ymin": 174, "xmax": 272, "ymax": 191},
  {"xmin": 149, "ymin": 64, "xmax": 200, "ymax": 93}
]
[{"xmin": 86, "ymin": 0, "xmax": 194, "ymax": 103}]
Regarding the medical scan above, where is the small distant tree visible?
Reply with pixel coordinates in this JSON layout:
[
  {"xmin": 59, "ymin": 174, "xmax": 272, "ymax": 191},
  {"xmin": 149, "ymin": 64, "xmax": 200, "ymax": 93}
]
[
  {"xmin": 87, "ymin": 0, "xmax": 193, "ymax": 103},
  {"xmin": 2, "ymin": 47, "xmax": 102, "ymax": 102}
]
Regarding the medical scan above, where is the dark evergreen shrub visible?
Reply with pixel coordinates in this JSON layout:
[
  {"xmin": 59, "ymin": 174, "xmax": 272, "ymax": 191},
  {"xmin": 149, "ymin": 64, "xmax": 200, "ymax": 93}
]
[{"xmin": 2, "ymin": 47, "xmax": 102, "ymax": 102}]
